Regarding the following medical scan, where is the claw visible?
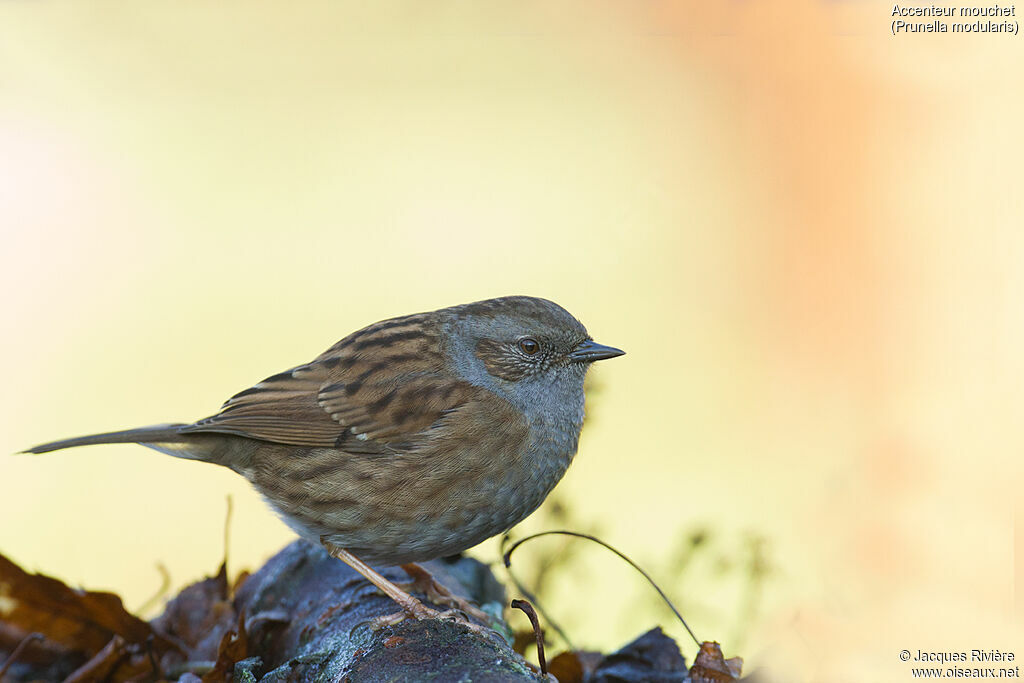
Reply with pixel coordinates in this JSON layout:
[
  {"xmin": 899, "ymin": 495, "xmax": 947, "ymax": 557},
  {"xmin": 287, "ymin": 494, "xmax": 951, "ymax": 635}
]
[{"xmin": 397, "ymin": 563, "xmax": 497, "ymax": 627}]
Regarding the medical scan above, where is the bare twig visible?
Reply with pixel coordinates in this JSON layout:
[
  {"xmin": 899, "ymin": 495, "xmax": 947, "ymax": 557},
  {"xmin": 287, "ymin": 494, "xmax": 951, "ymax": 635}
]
[
  {"xmin": 510, "ymin": 599, "xmax": 547, "ymax": 676},
  {"xmin": 0, "ymin": 632, "xmax": 43, "ymax": 679},
  {"xmin": 503, "ymin": 530, "xmax": 701, "ymax": 647},
  {"xmin": 135, "ymin": 562, "xmax": 172, "ymax": 616},
  {"xmin": 500, "ymin": 534, "xmax": 575, "ymax": 651}
]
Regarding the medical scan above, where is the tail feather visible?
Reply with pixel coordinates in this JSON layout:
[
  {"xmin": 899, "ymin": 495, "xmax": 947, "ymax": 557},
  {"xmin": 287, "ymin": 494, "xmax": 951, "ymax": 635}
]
[{"xmin": 21, "ymin": 424, "xmax": 190, "ymax": 454}]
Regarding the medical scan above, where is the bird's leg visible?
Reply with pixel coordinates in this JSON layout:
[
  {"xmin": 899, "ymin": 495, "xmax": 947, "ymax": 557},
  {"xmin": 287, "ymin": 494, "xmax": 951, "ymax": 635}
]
[
  {"xmin": 321, "ymin": 541, "xmax": 434, "ymax": 620},
  {"xmin": 321, "ymin": 541, "xmax": 499, "ymax": 635},
  {"xmin": 397, "ymin": 562, "xmax": 495, "ymax": 626}
]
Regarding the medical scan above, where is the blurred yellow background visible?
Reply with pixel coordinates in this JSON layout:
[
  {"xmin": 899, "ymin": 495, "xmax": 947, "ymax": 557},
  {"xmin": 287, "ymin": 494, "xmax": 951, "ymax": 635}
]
[{"xmin": 2, "ymin": 2, "xmax": 1022, "ymax": 681}]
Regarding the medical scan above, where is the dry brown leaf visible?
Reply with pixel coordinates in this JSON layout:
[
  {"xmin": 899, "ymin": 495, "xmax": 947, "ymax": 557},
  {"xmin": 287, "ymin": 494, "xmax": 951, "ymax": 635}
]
[
  {"xmin": 62, "ymin": 635, "xmax": 129, "ymax": 683},
  {"xmin": 689, "ymin": 641, "xmax": 744, "ymax": 682},
  {"xmin": 547, "ymin": 651, "xmax": 586, "ymax": 683},
  {"xmin": 0, "ymin": 553, "xmax": 163, "ymax": 655},
  {"xmin": 200, "ymin": 612, "xmax": 248, "ymax": 683},
  {"xmin": 151, "ymin": 562, "xmax": 231, "ymax": 652}
]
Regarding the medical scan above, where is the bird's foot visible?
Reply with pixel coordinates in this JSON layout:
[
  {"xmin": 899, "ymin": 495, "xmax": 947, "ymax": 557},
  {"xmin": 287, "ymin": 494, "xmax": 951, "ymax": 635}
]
[
  {"xmin": 370, "ymin": 603, "xmax": 496, "ymax": 639},
  {"xmin": 396, "ymin": 563, "xmax": 495, "ymax": 625},
  {"xmin": 321, "ymin": 541, "xmax": 498, "ymax": 635}
]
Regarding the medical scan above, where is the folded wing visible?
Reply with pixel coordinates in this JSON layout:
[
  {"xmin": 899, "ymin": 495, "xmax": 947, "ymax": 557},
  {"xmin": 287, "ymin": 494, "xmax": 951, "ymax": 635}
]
[{"xmin": 181, "ymin": 348, "xmax": 499, "ymax": 455}]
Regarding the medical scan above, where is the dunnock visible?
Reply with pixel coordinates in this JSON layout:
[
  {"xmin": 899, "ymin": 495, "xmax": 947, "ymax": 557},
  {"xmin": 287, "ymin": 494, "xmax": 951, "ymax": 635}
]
[{"xmin": 24, "ymin": 296, "xmax": 623, "ymax": 621}]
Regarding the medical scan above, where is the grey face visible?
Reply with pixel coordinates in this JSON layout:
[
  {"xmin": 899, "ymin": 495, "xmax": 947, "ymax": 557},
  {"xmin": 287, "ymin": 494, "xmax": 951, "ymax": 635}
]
[{"xmin": 441, "ymin": 296, "xmax": 623, "ymax": 418}]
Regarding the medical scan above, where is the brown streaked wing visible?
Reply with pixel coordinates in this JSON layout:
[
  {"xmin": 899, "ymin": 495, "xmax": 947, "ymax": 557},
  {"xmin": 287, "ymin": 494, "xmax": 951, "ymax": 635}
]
[
  {"xmin": 317, "ymin": 374, "xmax": 478, "ymax": 446},
  {"xmin": 180, "ymin": 317, "xmax": 480, "ymax": 453},
  {"xmin": 181, "ymin": 362, "xmax": 343, "ymax": 447}
]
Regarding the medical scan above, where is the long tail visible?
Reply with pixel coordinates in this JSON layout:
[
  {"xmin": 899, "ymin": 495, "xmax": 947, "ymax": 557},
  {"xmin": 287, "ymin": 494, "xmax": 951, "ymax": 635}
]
[{"xmin": 22, "ymin": 424, "xmax": 191, "ymax": 455}]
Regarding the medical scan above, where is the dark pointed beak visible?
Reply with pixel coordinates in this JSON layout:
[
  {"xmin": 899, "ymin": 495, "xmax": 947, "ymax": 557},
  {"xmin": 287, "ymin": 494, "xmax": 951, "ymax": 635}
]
[{"xmin": 569, "ymin": 339, "xmax": 625, "ymax": 363}]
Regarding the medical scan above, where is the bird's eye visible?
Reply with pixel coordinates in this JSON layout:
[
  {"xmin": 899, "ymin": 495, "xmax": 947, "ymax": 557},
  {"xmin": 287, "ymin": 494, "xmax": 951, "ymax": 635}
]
[{"xmin": 518, "ymin": 337, "xmax": 540, "ymax": 355}]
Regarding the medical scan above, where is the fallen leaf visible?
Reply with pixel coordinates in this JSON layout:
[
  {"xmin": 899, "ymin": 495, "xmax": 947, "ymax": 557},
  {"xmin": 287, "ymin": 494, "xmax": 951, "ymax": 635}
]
[
  {"xmin": 151, "ymin": 562, "xmax": 232, "ymax": 653},
  {"xmin": 0, "ymin": 553, "xmax": 163, "ymax": 655},
  {"xmin": 689, "ymin": 640, "xmax": 744, "ymax": 682},
  {"xmin": 589, "ymin": 627, "xmax": 689, "ymax": 682},
  {"xmin": 201, "ymin": 611, "xmax": 249, "ymax": 683}
]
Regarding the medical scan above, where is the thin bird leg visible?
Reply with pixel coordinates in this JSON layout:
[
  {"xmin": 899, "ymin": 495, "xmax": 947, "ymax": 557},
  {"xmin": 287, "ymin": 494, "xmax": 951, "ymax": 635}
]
[
  {"xmin": 398, "ymin": 563, "xmax": 494, "ymax": 625},
  {"xmin": 321, "ymin": 541, "xmax": 434, "ymax": 620}
]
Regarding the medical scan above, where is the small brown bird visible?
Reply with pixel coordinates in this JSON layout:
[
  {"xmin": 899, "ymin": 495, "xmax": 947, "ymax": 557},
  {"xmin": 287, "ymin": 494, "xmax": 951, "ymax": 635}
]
[{"xmin": 25, "ymin": 296, "xmax": 623, "ymax": 621}]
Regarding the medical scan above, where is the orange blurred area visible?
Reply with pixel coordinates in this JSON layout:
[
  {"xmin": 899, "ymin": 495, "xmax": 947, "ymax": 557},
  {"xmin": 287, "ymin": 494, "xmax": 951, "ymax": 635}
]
[{"xmin": 2, "ymin": 2, "xmax": 1022, "ymax": 680}]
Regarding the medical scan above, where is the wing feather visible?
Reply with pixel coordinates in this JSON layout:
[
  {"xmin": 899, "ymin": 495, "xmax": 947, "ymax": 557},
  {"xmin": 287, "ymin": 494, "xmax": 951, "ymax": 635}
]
[{"xmin": 180, "ymin": 325, "xmax": 482, "ymax": 454}]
